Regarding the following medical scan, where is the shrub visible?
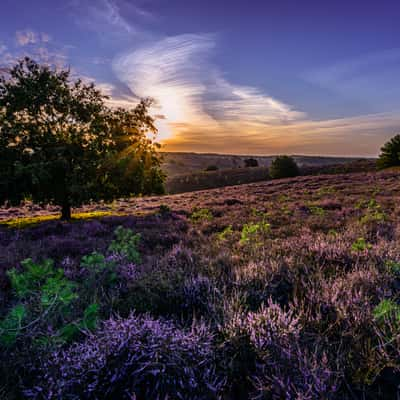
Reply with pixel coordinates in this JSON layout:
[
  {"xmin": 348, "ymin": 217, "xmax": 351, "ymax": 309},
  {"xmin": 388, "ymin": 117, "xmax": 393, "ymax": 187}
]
[
  {"xmin": 377, "ymin": 134, "xmax": 400, "ymax": 170},
  {"xmin": 373, "ymin": 299, "xmax": 400, "ymax": 323},
  {"xmin": 386, "ymin": 260, "xmax": 400, "ymax": 275},
  {"xmin": 269, "ymin": 155, "xmax": 299, "ymax": 179},
  {"xmin": 1, "ymin": 258, "xmax": 78, "ymax": 346},
  {"xmin": 244, "ymin": 158, "xmax": 259, "ymax": 167},
  {"xmin": 240, "ymin": 221, "xmax": 270, "ymax": 246},
  {"xmin": 217, "ymin": 225, "xmax": 234, "ymax": 242},
  {"xmin": 351, "ymin": 237, "xmax": 372, "ymax": 252},
  {"xmin": 108, "ymin": 226, "xmax": 141, "ymax": 264},
  {"xmin": 190, "ymin": 208, "xmax": 213, "ymax": 223},
  {"xmin": 26, "ymin": 314, "xmax": 221, "ymax": 400}
]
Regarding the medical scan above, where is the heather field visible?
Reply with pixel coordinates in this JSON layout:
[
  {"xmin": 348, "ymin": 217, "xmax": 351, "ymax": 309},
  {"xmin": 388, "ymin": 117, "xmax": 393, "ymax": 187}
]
[{"xmin": 1, "ymin": 169, "xmax": 400, "ymax": 399}]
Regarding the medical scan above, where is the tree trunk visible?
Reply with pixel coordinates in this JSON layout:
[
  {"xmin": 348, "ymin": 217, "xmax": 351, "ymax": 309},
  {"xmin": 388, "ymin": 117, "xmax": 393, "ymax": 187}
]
[{"xmin": 61, "ymin": 202, "xmax": 71, "ymax": 220}]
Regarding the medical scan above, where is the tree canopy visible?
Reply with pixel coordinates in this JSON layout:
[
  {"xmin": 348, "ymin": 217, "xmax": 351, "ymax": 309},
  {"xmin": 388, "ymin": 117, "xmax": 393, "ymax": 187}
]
[
  {"xmin": 376, "ymin": 134, "xmax": 400, "ymax": 170},
  {"xmin": 269, "ymin": 155, "xmax": 299, "ymax": 179},
  {"xmin": 0, "ymin": 58, "xmax": 165, "ymax": 219}
]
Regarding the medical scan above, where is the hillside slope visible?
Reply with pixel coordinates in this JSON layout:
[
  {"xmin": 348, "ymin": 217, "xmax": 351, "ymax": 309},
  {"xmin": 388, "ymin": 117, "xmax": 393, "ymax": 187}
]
[
  {"xmin": 1, "ymin": 169, "xmax": 400, "ymax": 399},
  {"xmin": 161, "ymin": 151, "xmax": 371, "ymax": 177}
]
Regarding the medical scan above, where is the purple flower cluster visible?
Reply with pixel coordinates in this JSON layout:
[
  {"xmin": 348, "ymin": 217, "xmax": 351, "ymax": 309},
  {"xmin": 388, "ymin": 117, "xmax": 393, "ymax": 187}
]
[
  {"xmin": 223, "ymin": 300, "xmax": 338, "ymax": 399},
  {"xmin": 2, "ymin": 169, "xmax": 400, "ymax": 399},
  {"xmin": 26, "ymin": 314, "xmax": 221, "ymax": 400}
]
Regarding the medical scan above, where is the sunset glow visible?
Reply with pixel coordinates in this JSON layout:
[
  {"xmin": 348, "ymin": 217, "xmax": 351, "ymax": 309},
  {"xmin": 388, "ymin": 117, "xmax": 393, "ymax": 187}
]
[{"xmin": 1, "ymin": 1, "xmax": 400, "ymax": 156}]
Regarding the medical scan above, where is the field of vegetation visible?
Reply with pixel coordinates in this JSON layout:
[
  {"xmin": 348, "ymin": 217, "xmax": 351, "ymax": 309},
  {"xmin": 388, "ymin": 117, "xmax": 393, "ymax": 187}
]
[
  {"xmin": 1, "ymin": 168, "xmax": 400, "ymax": 399},
  {"xmin": 165, "ymin": 159, "xmax": 377, "ymax": 194}
]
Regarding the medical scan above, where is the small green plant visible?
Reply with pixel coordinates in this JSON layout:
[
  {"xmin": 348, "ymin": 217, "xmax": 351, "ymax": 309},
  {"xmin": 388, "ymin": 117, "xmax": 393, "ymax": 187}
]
[
  {"xmin": 108, "ymin": 226, "xmax": 141, "ymax": 264},
  {"xmin": 240, "ymin": 221, "xmax": 271, "ymax": 245},
  {"xmin": 40, "ymin": 272, "xmax": 77, "ymax": 309},
  {"xmin": 351, "ymin": 238, "xmax": 372, "ymax": 252},
  {"xmin": 356, "ymin": 198, "xmax": 386, "ymax": 224},
  {"xmin": 218, "ymin": 225, "xmax": 234, "ymax": 242},
  {"xmin": 58, "ymin": 303, "xmax": 100, "ymax": 343},
  {"xmin": 80, "ymin": 252, "xmax": 118, "ymax": 298},
  {"xmin": 190, "ymin": 208, "xmax": 213, "ymax": 223},
  {"xmin": 1, "ymin": 259, "xmax": 78, "ymax": 346},
  {"xmin": 359, "ymin": 210, "xmax": 386, "ymax": 225},
  {"xmin": 0, "ymin": 305, "xmax": 27, "ymax": 346},
  {"xmin": 309, "ymin": 206, "xmax": 325, "ymax": 216},
  {"xmin": 328, "ymin": 229, "xmax": 338, "ymax": 237},
  {"xmin": 385, "ymin": 260, "xmax": 400, "ymax": 275},
  {"xmin": 373, "ymin": 299, "xmax": 400, "ymax": 323},
  {"xmin": 81, "ymin": 252, "xmax": 109, "ymax": 272}
]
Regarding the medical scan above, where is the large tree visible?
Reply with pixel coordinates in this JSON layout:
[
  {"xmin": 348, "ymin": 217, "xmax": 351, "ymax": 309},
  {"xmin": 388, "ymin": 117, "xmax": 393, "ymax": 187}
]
[
  {"xmin": 376, "ymin": 134, "xmax": 400, "ymax": 170},
  {"xmin": 0, "ymin": 58, "xmax": 164, "ymax": 220}
]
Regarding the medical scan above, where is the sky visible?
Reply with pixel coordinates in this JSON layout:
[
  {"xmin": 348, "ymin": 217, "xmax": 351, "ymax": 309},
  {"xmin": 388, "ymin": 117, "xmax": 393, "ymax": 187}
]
[{"xmin": 1, "ymin": 0, "xmax": 400, "ymax": 156}]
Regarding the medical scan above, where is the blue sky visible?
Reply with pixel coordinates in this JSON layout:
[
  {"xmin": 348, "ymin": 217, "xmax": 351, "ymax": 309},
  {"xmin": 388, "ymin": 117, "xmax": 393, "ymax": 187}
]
[{"xmin": 1, "ymin": 0, "xmax": 400, "ymax": 156}]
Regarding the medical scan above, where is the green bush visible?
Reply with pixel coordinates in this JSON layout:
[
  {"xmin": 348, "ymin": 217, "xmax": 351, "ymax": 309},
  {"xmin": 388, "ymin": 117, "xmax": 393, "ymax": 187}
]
[
  {"xmin": 240, "ymin": 221, "xmax": 270, "ymax": 246},
  {"xmin": 1, "ymin": 259, "xmax": 78, "ymax": 346},
  {"xmin": 351, "ymin": 238, "xmax": 372, "ymax": 252},
  {"xmin": 269, "ymin": 156, "xmax": 299, "ymax": 179},
  {"xmin": 190, "ymin": 208, "xmax": 213, "ymax": 223},
  {"xmin": 108, "ymin": 226, "xmax": 141, "ymax": 263},
  {"xmin": 373, "ymin": 299, "xmax": 400, "ymax": 323}
]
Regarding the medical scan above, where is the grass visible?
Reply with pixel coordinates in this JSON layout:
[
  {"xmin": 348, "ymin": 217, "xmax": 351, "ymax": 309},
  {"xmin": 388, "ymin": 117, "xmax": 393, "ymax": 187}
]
[{"xmin": 0, "ymin": 211, "xmax": 125, "ymax": 228}]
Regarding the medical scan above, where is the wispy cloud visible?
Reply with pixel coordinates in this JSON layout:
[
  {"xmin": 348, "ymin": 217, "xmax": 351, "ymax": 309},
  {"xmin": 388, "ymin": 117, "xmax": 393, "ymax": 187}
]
[
  {"xmin": 0, "ymin": 30, "xmax": 67, "ymax": 70},
  {"xmin": 15, "ymin": 30, "xmax": 51, "ymax": 46},
  {"xmin": 86, "ymin": 0, "xmax": 133, "ymax": 33},
  {"xmin": 70, "ymin": 0, "xmax": 153, "ymax": 38},
  {"xmin": 16, "ymin": 30, "xmax": 38, "ymax": 46},
  {"xmin": 113, "ymin": 34, "xmax": 305, "ymax": 140}
]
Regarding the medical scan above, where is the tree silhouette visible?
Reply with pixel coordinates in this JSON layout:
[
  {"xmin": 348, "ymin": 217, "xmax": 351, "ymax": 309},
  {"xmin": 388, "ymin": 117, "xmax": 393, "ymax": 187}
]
[
  {"xmin": 0, "ymin": 58, "xmax": 164, "ymax": 219},
  {"xmin": 269, "ymin": 156, "xmax": 299, "ymax": 179},
  {"xmin": 244, "ymin": 158, "xmax": 258, "ymax": 167},
  {"xmin": 377, "ymin": 134, "xmax": 400, "ymax": 170}
]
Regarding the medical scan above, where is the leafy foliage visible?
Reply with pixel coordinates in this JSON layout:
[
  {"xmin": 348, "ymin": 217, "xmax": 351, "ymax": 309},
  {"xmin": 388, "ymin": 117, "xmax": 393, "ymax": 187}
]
[
  {"xmin": 190, "ymin": 208, "xmax": 213, "ymax": 223},
  {"xmin": 377, "ymin": 134, "xmax": 400, "ymax": 169},
  {"xmin": 269, "ymin": 155, "xmax": 299, "ymax": 179},
  {"xmin": 0, "ymin": 58, "xmax": 164, "ymax": 219},
  {"xmin": 108, "ymin": 225, "xmax": 141, "ymax": 263},
  {"xmin": 351, "ymin": 237, "xmax": 372, "ymax": 252},
  {"xmin": 1, "ymin": 259, "xmax": 77, "ymax": 346},
  {"xmin": 373, "ymin": 299, "xmax": 400, "ymax": 323}
]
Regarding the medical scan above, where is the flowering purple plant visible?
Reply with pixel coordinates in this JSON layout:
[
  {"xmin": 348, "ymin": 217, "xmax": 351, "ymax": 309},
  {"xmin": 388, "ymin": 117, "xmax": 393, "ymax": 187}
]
[{"xmin": 25, "ymin": 314, "xmax": 221, "ymax": 400}]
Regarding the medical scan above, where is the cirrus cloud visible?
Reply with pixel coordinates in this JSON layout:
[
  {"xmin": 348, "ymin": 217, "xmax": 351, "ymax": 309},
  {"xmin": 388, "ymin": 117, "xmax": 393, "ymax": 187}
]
[{"xmin": 113, "ymin": 33, "xmax": 306, "ymax": 140}]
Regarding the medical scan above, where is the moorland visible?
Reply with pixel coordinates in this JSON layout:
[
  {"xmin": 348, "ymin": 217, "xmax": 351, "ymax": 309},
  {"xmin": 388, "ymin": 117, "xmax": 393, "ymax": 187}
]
[{"xmin": 1, "ymin": 168, "xmax": 400, "ymax": 399}]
